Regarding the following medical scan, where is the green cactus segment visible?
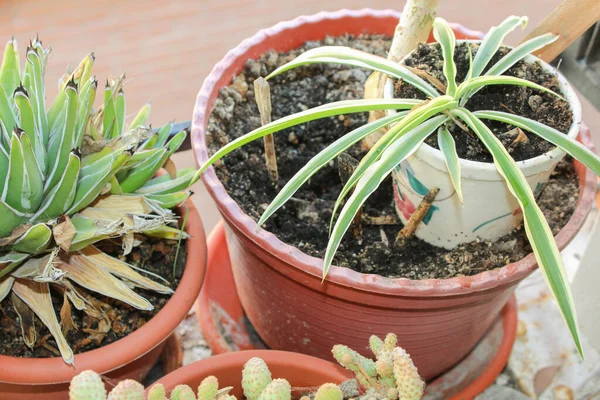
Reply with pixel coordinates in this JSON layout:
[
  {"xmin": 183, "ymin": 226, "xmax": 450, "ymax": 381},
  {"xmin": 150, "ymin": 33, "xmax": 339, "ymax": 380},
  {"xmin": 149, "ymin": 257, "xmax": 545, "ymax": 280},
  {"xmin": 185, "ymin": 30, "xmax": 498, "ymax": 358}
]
[
  {"xmin": 257, "ymin": 378, "xmax": 291, "ymax": 400},
  {"xmin": 392, "ymin": 347, "xmax": 425, "ymax": 400},
  {"xmin": 170, "ymin": 384, "xmax": 197, "ymax": 400},
  {"xmin": 68, "ymin": 370, "xmax": 107, "ymax": 400},
  {"xmin": 147, "ymin": 383, "xmax": 167, "ymax": 400},
  {"xmin": 106, "ymin": 379, "xmax": 145, "ymax": 400},
  {"xmin": 369, "ymin": 335, "xmax": 383, "ymax": 358},
  {"xmin": 331, "ymin": 344, "xmax": 377, "ymax": 389},
  {"xmin": 242, "ymin": 357, "xmax": 273, "ymax": 400},
  {"xmin": 314, "ymin": 383, "xmax": 343, "ymax": 400},
  {"xmin": 197, "ymin": 375, "xmax": 219, "ymax": 400}
]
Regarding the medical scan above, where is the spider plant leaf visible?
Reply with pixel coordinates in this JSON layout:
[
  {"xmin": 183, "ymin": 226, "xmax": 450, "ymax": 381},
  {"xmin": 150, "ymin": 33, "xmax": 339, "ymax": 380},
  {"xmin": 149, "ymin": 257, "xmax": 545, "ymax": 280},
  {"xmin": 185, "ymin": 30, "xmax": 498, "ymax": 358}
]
[
  {"xmin": 0, "ymin": 39, "xmax": 20, "ymax": 101},
  {"xmin": 471, "ymin": 16, "xmax": 528, "ymax": 78},
  {"xmin": 194, "ymin": 98, "xmax": 423, "ymax": 180},
  {"xmin": 136, "ymin": 167, "xmax": 197, "ymax": 195},
  {"xmin": 129, "ymin": 102, "xmax": 151, "ymax": 130},
  {"xmin": 78, "ymin": 246, "xmax": 172, "ymax": 294},
  {"xmin": 12, "ymin": 279, "xmax": 74, "ymax": 364},
  {"xmin": 59, "ymin": 253, "xmax": 153, "ymax": 311},
  {"xmin": 437, "ymin": 126, "xmax": 463, "ymax": 203},
  {"xmin": 32, "ymin": 151, "xmax": 81, "ymax": 221},
  {"xmin": 257, "ymin": 111, "xmax": 408, "ymax": 228},
  {"xmin": 0, "ymin": 276, "xmax": 14, "ymax": 302},
  {"xmin": 46, "ymin": 81, "xmax": 78, "ymax": 192},
  {"xmin": 119, "ymin": 148, "xmax": 168, "ymax": 193},
  {"xmin": 266, "ymin": 46, "xmax": 439, "ymax": 98},
  {"xmin": 12, "ymin": 223, "xmax": 52, "ymax": 254},
  {"xmin": 456, "ymin": 75, "xmax": 562, "ymax": 103},
  {"xmin": 433, "ymin": 18, "xmax": 457, "ymax": 96},
  {"xmin": 0, "ymin": 252, "xmax": 29, "ymax": 280},
  {"xmin": 324, "ymin": 115, "xmax": 449, "ymax": 278},
  {"xmin": 329, "ymin": 96, "xmax": 457, "ymax": 233},
  {"xmin": 67, "ymin": 149, "xmax": 131, "ymax": 214},
  {"xmin": 486, "ymin": 33, "xmax": 558, "ymax": 77},
  {"xmin": 145, "ymin": 190, "xmax": 192, "ymax": 209},
  {"xmin": 455, "ymin": 108, "xmax": 582, "ymax": 357},
  {"xmin": 115, "ymin": 89, "xmax": 125, "ymax": 137},
  {"xmin": 474, "ymin": 110, "xmax": 600, "ymax": 176}
]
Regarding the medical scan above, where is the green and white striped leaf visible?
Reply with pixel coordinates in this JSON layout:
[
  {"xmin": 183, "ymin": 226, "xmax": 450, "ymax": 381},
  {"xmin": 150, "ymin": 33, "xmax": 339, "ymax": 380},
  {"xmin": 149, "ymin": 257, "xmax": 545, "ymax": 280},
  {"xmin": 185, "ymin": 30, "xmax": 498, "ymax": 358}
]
[
  {"xmin": 3, "ymin": 132, "xmax": 43, "ymax": 213},
  {"xmin": 456, "ymin": 75, "xmax": 562, "ymax": 104},
  {"xmin": 0, "ymin": 84, "xmax": 17, "ymax": 144},
  {"xmin": 330, "ymin": 96, "xmax": 457, "ymax": 232},
  {"xmin": 119, "ymin": 148, "xmax": 167, "ymax": 193},
  {"xmin": 129, "ymin": 102, "xmax": 151, "ymax": 130},
  {"xmin": 258, "ymin": 111, "xmax": 409, "ymax": 227},
  {"xmin": 433, "ymin": 18, "xmax": 457, "ymax": 96},
  {"xmin": 0, "ymin": 39, "xmax": 20, "ymax": 105},
  {"xmin": 136, "ymin": 168, "xmax": 197, "ymax": 195},
  {"xmin": 102, "ymin": 83, "xmax": 117, "ymax": 139},
  {"xmin": 471, "ymin": 16, "xmax": 528, "ymax": 78},
  {"xmin": 74, "ymin": 77, "xmax": 97, "ymax": 149},
  {"xmin": 0, "ymin": 252, "xmax": 29, "ymax": 280},
  {"xmin": 486, "ymin": 33, "xmax": 558, "ymax": 77},
  {"xmin": 455, "ymin": 107, "xmax": 582, "ymax": 357},
  {"xmin": 266, "ymin": 46, "xmax": 440, "ymax": 98},
  {"xmin": 144, "ymin": 191, "xmax": 191, "ymax": 209},
  {"xmin": 14, "ymin": 87, "xmax": 45, "ymax": 174},
  {"xmin": 23, "ymin": 46, "xmax": 49, "ymax": 151},
  {"xmin": 12, "ymin": 223, "xmax": 52, "ymax": 254},
  {"xmin": 0, "ymin": 145, "xmax": 8, "ymax": 195},
  {"xmin": 324, "ymin": 115, "xmax": 449, "ymax": 278},
  {"xmin": 115, "ymin": 89, "xmax": 126, "ymax": 137},
  {"xmin": 0, "ymin": 200, "xmax": 28, "ymax": 238},
  {"xmin": 474, "ymin": 110, "xmax": 600, "ymax": 176},
  {"xmin": 195, "ymin": 98, "xmax": 423, "ymax": 180},
  {"xmin": 155, "ymin": 123, "xmax": 172, "ymax": 148},
  {"xmin": 437, "ymin": 125, "xmax": 463, "ymax": 203}
]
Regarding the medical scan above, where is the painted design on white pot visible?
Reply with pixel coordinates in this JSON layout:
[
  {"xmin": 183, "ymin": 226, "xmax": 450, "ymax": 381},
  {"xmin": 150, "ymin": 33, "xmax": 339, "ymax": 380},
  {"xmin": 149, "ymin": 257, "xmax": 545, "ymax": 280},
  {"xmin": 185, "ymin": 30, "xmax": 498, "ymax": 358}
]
[{"xmin": 393, "ymin": 161, "xmax": 439, "ymax": 224}]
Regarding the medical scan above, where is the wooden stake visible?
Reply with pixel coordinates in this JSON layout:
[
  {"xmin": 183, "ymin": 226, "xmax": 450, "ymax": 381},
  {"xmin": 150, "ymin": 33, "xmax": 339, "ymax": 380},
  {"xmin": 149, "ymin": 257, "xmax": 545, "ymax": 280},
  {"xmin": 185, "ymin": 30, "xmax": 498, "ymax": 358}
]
[
  {"xmin": 395, "ymin": 187, "xmax": 440, "ymax": 245},
  {"xmin": 519, "ymin": 0, "xmax": 600, "ymax": 63},
  {"xmin": 254, "ymin": 77, "xmax": 279, "ymax": 184}
]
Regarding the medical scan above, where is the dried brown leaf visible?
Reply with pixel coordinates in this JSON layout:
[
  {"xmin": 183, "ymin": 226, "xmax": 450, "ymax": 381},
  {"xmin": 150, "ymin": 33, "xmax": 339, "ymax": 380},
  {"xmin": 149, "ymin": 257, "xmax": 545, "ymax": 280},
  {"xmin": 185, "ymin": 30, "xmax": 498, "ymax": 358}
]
[
  {"xmin": 0, "ymin": 224, "xmax": 32, "ymax": 247},
  {"xmin": 53, "ymin": 216, "xmax": 77, "ymax": 252},
  {"xmin": 60, "ymin": 292, "xmax": 77, "ymax": 336},
  {"xmin": 11, "ymin": 292, "xmax": 37, "ymax": 348},
  {"xmin": 163, "ymin": 157, "xmax": 177, "ymax": 179},
  {"xmin": 0, "ymin": 276, "xmax": 14, "ymax": 302},
  {"xmin": 12, "ymin": 279, "xmax": 74, "ymax": 364},
  {"xmin": 534, "ymin": 365, "xmax": 560, "ymax": 396}
]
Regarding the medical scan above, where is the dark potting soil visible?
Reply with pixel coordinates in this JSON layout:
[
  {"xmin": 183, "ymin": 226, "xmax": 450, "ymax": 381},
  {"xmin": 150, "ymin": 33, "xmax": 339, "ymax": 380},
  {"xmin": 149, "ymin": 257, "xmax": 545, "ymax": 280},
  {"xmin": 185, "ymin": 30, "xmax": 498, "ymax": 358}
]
[
  {"xmin": 206, "ymin": 34, "xmax": 579, "ymax": 279},
  {"xmin": 0, "ymin": 237, "xmax": 187, "ymax": 358},
  {"xmin": 395, "ymin": 41, "xmax": 573, "ymax": 162}
]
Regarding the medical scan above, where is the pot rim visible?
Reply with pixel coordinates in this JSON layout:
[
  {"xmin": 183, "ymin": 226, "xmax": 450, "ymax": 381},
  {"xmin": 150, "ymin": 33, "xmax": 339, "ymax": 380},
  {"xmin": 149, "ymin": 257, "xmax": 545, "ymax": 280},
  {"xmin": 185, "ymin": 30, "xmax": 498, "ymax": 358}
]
[
  {"xmin": 151, "ymin": 349, "xmax": 351, "ymax": 393},
  {"xmin": 192, "ymin": 8, "xmax": 596, "ymax": 297},
  {"xmin": 0, "ymin": 200, "xmax": 207, "ymax": 385},
  {"xmin": 383, "ymin": 39, "xmax": 582, "ymax": 180}
]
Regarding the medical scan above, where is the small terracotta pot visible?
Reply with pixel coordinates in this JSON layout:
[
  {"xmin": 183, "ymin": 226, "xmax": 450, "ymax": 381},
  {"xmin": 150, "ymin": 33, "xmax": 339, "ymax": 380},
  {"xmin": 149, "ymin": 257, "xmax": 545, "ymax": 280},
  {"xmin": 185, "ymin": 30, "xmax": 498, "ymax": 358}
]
[
  {"xmin": 150, "ymin": 350, "xmax": 351, "ymax": 398},
  {"xmin": 192, "ymin": 9, "xmax": 597, "ymax": 380},
  {"xmin": 0, "ymin": 201, "xmax": 207, "ymax": 399}
]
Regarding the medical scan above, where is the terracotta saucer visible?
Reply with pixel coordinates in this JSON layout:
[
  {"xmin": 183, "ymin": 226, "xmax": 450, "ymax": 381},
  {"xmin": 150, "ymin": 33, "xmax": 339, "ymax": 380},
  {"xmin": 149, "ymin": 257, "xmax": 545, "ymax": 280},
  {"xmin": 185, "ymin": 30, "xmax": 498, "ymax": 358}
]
[{"xmin": 196, "ymin": 221, "xmax": 518, "ymax": 399}]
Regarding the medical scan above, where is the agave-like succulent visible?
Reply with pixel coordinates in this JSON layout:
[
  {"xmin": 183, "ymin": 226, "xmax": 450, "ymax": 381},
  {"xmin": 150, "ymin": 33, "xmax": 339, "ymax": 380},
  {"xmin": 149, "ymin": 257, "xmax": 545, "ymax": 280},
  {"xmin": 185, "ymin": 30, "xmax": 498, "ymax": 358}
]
[
  {"xmin": 0, "ymin": 38, "xmax": 199, "ymax": 364},
  {"xmin": 198, "ymin": 16, "xmax": 600, "ymax": 356}
]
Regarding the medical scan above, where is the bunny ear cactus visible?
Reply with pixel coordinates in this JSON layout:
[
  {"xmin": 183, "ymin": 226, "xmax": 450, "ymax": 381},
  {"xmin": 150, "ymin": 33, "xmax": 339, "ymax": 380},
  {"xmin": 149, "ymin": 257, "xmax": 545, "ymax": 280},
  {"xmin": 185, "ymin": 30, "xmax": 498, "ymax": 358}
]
[{"xmin": 0, "ymin": 37, "xmax": 200, "ymax": 364}]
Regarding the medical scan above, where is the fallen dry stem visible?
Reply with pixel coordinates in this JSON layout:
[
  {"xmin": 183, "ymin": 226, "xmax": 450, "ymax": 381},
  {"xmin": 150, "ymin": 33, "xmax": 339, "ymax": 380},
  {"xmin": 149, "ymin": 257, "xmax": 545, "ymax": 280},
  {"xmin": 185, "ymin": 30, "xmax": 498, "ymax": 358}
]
[
  {"xmin": 254, "ymin": 77, "xmax": 279, "ymax": 184},
  {"xmin": 395, "ymin": 187, "xmax": 440, "ymax": 245}
]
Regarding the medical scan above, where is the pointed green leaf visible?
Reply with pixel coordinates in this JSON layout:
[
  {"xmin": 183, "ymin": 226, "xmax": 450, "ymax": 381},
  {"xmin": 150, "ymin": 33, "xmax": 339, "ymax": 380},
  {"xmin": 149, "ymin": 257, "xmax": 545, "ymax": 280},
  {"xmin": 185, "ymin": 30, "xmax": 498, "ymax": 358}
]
[
  {"xmin": 267, "ymin": 46, "xmax": 439, "ymax": 98},
  {"xmin": 324, "ymin": 115, "xmax": 449, "ymax": 277},
  {"xmin": 486, "ymin": 33, "xmax": 558, "ymax": 77},
  {"xmin": 144, "ymin": 191, "xmax": 191, "ymax": 209},
  {"xmin": 0, "ymin": 200, "xmax": 29, "ymax": 238},
  {"xmin": 119, "ymin": 148, "xmax": 167, "ymax": 193},
  {"xmin": 455, "ymin": 107, "xmax": 582, "ymax": 357},
  {"xmin": 0, "ymin": 39, "xmax": 20, "ymax": 101},
  {"xmin": 23, "ymin": 46, "xmax": 49, "ymax": 151},
  {"xmin": 155, "ymin": 123, "xmax": 172, "ymax": 148},
  {"xmin": 12, "ymin": 223, "xmax": 52, "ymax": 254},
  {"xmin": 437, "ymin": 126, "xmax": 463, "ymax": 203},
  {"xmin": 136, "ymin": 168, "xmax": 197, "ymax": 195},
  {"xmin": 129, "ymin": 102, "xmax": 151, "ymax": 131},
  {"xmin": 115, "ymin": 89, "xmax": 125, "ymax": 137},
  {"xmin": 433, "ymin": 18, "xmax": 457, "ymax": 95},
  {"xmin": 14, "ymin": 87, "xmax": 46, "ymax": 176},
  {"xmin": 456, "ymin": 75, "xmax": 562, "ymax": 103},
  {"xmin": 3, "ymin": 132, "xmax": 43, "ymax": 213},
  {"xmin": 102, "ymin": 82, "xmax": 117, "ymax": 139}
]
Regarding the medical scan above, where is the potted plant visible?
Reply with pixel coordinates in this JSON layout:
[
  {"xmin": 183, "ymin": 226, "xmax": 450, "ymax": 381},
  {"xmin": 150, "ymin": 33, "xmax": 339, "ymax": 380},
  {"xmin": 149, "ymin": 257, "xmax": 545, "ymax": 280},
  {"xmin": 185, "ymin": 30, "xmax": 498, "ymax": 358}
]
[
  {"xmin": 0, "ymin": 38, "xmax": 206, "ymax": 399},
  {"xmin": 68, "ymin": 334, "xmax": 425, "ymax": 400},
  {"xmin": 193, "ymin": 8, "xmax": 597, "ymax": 380}
]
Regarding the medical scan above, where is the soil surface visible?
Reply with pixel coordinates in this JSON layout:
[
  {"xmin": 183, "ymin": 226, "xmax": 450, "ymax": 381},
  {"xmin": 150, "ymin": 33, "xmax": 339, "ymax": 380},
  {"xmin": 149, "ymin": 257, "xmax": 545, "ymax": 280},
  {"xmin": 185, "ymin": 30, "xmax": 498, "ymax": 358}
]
[
  {"xmin": 206, "ymin": 34, "xmax": 579, "ymax": 279},
  {"xmin": 395, "ymin": 41, "xmax": 573, "ymax": 162},
  {"xmin": 0, "ymin": 236, "xmax": 187, "ymax": 358}
]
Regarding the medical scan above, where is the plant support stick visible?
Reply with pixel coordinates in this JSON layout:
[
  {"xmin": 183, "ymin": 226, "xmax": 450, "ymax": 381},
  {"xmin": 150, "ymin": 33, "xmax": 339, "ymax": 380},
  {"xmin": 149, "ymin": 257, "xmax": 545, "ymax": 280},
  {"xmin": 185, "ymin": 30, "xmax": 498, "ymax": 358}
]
[
  {"xmin": 362, "ymin": 0, "xmax": 440, "ymax": 150},
  {"xmin": 254, "ymin": 77, "xmax": 279, "ymax": 184}
]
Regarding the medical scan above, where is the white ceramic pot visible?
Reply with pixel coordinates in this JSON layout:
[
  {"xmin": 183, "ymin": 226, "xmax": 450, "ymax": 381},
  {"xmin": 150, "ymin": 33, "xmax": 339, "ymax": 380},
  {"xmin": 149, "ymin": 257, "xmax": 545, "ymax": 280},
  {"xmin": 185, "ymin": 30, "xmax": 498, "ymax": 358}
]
[{"xmin": 384, "ymin": 41, "xmax": 581, "ymax": 249}]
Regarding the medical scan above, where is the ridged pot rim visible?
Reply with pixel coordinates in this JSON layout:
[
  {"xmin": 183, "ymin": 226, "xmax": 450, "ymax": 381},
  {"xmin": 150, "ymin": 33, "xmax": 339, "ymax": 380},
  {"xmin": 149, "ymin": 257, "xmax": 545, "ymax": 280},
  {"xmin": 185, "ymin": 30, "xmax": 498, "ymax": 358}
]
[
  {"xmin": 0, "ymin": 200, "xmax": 207, "ymax": 385},
  {"xmin": 192, "ymin": 8, "xmax": 596, "ymax": 297},
  {"xmin": 383, "ymin": 39, "xmax": 582, "ymax": 181}
]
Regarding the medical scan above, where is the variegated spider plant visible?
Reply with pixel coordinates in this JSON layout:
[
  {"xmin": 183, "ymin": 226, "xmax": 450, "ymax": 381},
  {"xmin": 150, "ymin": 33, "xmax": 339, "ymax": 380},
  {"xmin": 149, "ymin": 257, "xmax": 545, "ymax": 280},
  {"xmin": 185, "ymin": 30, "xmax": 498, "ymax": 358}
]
[{"xmin": 197, "ymin": 16, "xmax": 600, "ymax": 356}]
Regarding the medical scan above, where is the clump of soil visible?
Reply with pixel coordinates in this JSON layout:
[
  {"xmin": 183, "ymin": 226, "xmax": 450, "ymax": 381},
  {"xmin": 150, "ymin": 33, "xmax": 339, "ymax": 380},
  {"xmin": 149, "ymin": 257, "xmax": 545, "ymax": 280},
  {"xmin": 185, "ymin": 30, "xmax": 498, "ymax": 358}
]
[
  {"xmin": 395, "ymin": 41, "xmax": 573, "ymax": 162},
  {"xmin": 0, "ymin": 236, "xmax": 187, "ymax": 358},
  {"xmin": 207, "ymin": 34, "xmax": 579, "ymax": 279}
]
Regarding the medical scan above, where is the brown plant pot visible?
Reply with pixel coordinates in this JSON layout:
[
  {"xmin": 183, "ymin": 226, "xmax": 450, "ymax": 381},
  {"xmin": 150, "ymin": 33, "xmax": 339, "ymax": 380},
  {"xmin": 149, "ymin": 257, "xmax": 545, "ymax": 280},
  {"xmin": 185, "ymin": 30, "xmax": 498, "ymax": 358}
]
[
  {"xmin": 192, "ymin": 9, "xmax": 597, "ymax": 380},
  {"xmin": 0, "ymin": 201, "xmax": 207, "ymax": 400},
  {"xmin": 149, "ymin": 350, "xmax": 351, "ymax": 398}
]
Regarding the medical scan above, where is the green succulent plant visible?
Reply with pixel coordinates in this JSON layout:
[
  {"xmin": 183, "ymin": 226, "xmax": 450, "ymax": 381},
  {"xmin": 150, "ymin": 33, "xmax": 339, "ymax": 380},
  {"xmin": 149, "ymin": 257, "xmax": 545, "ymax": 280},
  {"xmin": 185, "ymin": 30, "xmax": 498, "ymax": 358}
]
[
  {"xmin": 197, "ymin": 15, "xmax": 600, "ymax": 356},
  {"xmin": 70, "ymin": 334, "xmax": 424, "ymax": 400},
  {"xmin": 0, "ymin": 37, "xmax": 199, "ymax": 364}
]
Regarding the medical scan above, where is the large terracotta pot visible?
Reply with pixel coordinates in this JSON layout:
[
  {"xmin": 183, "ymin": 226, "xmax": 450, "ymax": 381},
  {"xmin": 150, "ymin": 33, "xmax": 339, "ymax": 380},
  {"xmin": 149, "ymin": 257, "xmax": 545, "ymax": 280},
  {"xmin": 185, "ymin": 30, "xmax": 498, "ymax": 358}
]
[
  {"xmin": 193, "ymin": 9, "xmax": 597, "ymax": 380},
  {"xmin": 0, "ymin": 201, "xmax": 207, "ymax": 399},
  {"xmin": 150, "ymin": 350, "xmax": 351, "ymax": 398}
]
